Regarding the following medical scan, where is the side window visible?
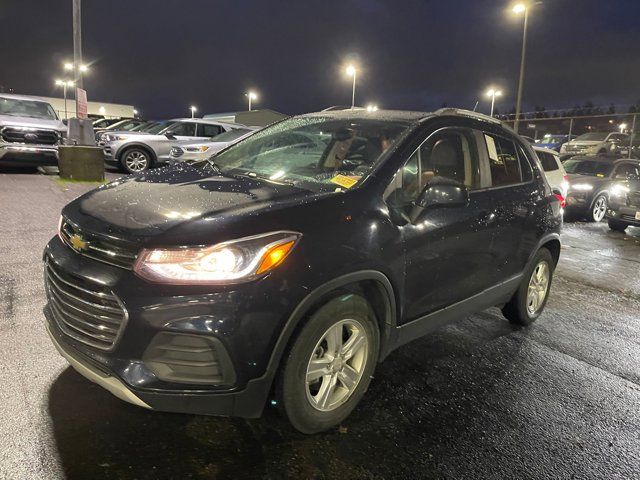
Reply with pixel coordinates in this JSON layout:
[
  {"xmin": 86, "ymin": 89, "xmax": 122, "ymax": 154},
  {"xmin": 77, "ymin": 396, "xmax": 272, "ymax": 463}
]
[
  {"xmin": 613, "ymin": 163, "xmax": 640, "ymax": 179},
  {"xmin": 609, "ymin": 133, "xmax": 626, "ymax": 142},
  {"xmin": 384, "ymin": 128, "xmax": 480, "ymax": 214},
  {"xmin": 168, "ymin": 123, "xmax": 196, "ymax": 136},
  {"xmin": 538, "ymin": 151, "xmax": 559, "ymax": 172},
  {"xmin": 199, "ymin": 124, "xmax": 223, "ymax": 137},
  {"xmin": 484, "ymin": 134, "xmax": 523, "ymax": 187}
]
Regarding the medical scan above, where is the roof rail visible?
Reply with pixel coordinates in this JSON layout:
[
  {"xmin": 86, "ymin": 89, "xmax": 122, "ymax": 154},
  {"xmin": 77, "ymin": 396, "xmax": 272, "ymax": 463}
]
[{"xmin": 432, "ymin": 108, "xmax": 502, "ymax": 125}]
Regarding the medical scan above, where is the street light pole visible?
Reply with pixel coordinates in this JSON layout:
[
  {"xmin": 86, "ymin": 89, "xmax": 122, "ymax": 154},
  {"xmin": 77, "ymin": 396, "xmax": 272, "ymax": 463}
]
[
  {"xmin": 72, "ymin": 0, "xmax": 83, "ymax": 91},
  {"xmin": 486, "ymin": 88, "xmax": 502, "ymax": 117},
  {"xmin": 513, "ymin": 3, "xmax": 529, "ymax": 133},
  {"xmin": 346, "ymin": 65, "xmax": 357, "ymax": 109},
  {"xmin": 246, "ymin": 92, "xmax": 257, "ymax": 111}
]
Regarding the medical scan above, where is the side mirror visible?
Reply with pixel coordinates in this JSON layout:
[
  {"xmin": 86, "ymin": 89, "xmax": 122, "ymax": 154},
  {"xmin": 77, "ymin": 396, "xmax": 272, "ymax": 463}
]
[
  {"xmin": 165, "ymin": 132, "xmax": 176, "ymax": 140},
  {"xmin": 410, "ymin": 177, "xmax": 469, "ymax": 223}
]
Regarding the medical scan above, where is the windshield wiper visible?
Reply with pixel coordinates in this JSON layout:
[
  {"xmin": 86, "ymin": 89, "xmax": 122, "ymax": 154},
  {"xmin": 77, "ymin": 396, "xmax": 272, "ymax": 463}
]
[
  {"xmin": 237, "ymin": 171, "xmax": 295, "ymax": 186},
  {"xmin": 191, "ymin": 158, "xmax": 223, "ymax": 175}
]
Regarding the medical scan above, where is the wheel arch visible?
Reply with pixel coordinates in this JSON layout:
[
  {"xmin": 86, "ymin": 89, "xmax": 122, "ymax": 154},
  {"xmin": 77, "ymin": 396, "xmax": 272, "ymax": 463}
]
[{"xmin": 116, "ymin": 142, "xmax": 157, "ymax": 164}]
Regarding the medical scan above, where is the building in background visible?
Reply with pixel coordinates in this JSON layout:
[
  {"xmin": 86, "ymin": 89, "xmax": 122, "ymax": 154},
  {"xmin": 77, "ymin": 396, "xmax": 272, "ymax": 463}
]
[{"xmin": 25, "ymin": 94, "xmax": 135, "ymax": 119}]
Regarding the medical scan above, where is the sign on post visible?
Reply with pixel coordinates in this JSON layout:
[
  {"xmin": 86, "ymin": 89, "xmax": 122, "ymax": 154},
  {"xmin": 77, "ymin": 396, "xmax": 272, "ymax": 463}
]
[{"xmin": 76, "ymin": 88, "xmax": 88, "ymax": 119}]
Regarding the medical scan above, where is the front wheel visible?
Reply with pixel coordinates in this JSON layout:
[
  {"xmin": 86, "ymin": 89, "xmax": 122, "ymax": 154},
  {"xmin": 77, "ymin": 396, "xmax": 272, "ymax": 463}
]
[
  {"xmin": 277, "ymin": 294, "xmax": 379, "ymax": 434},
  {"xmin": 502, "ymin": 248, "xmax": 555, "ymax": 326},
  {"xmin": 608, "ymin": 218, "xmax": 628, "ymax": 232},
  {"xmin": 589, "ymin": 194, "xmax": 607, "ymax": 222},
  {"xmin": 121, "ymin": 147, "xmax": 152, "ymax": 174}
]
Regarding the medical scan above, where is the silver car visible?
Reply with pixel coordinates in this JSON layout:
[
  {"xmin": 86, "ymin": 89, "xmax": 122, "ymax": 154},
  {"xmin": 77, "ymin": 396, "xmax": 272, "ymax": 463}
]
[
  {"xmin": 169, "ymin": 127, "xmax": 258, "ymax": 162},
  {"xmin": 560, "ymin": 131, "xmax": 628, "ymax": 158},
  {"xmin": 102, "ymin": 118, "xmax": 241, "ymax": 173}
]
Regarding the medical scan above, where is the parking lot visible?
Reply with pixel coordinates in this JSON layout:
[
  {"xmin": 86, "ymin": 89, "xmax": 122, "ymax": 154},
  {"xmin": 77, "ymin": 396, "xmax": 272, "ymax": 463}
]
[{"xmin": 0, "ymin": 168, "xmax": 638, "ymax": 479}]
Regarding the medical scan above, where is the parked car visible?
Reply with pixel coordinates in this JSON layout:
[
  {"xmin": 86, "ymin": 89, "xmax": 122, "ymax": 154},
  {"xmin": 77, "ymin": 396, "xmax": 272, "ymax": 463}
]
[
  {"xmin": 102, "ymin": 118, "xmax": 240, "ymax": 173},
  {"xmin": 94, "ymin": 118, "xmax": 147, "ymax": 140},
  {"xmin": 564, "ymin": 156, "xmax": 640, "ymax": 221},
  {"xmin": 0, "ymin": 93, "xmax": 66, "ymax": 168},
  {"xmin": 560, "ymin": 132, "xmax": 628, "ymax": 159},
  {"xmin": 92, "ymin": 117, "xmax": 122, "ymax": 130},
  {"xmin": 169, "ymin": 127, "xmax": 258, "ymax": 163},
  {"xmin": 535, "ymin": 134, "xmax": 576, "ymax": 152},
  {"xmin": 534, "ymin": 146, "xmax": 568, "ymax": 197},
  {"xmin": 606, "ymin": 171, "xmax": 640, "ymax": 232},
  {"xmin": 44, "ymin": 108, "xmax": 562, "ymax": 434}
]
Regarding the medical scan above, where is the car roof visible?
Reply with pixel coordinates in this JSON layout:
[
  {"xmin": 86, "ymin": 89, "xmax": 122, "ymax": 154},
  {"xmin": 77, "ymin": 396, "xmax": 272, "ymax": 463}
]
[
  {"xmin": 171, "ymin": 118, "xmax": 247, "ymax": 128},
  {"xmin": 298, "ymin": 107, "xmax": 503, "ymax": 126},
  {"xmin": 533, "ymin": 146, "xmax": 560, "ymax": 155},
  {"xmin": 566, "ymin": 156, "xmax": 638, "ymax": 164}
]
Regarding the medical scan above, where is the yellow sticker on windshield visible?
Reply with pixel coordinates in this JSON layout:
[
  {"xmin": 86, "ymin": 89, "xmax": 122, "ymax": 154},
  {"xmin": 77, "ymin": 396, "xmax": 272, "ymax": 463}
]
[
  {"xmin": 596, "ymin": 173, "xmax": 605, "ymax": 177},
  {"xmin": 330, "ymin": 174, "xmax": 359, "ymax": 189}
]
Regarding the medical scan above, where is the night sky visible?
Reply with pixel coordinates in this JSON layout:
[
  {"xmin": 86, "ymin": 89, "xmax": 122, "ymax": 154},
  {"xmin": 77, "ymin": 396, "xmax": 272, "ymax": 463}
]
[{"xmin": 1, "ymin": 0, "xmax": 639, "ymax": 119}]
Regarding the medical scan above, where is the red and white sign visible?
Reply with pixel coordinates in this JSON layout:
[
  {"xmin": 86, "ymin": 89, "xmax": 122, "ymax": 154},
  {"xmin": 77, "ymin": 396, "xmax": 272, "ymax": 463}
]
[{"xmin": 76, "ymin": 88, "xmax": 88, "ymax": 119}]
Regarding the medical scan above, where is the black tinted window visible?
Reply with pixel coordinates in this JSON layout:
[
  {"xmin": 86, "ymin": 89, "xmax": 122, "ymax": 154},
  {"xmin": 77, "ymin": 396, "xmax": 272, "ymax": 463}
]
[
  {"xmin": 168, "ymin": 123, "xmax": 196, "ymax": 136},
  {"xmin": 539, "ymin": 152, "xmax": 559, "ymax": 171},
  {"xmin": 563, "ymin": 160, "xmax": 613, "ymax": 177},
  {"xmin": 484, "ymin": 134, "xmax": 522, "ymax": 187}
]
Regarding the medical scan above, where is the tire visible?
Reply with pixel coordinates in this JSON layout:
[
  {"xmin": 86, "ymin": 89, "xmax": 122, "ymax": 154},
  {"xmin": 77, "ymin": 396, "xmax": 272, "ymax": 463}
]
[
  {"xmin": 502, "ymin": 248, "xmax": 555, "ymax": 326},
  {"xmin": 589, "ymin": 194, "xmax": 607, "ymax": 222},
  {"xmin": 277, "ymin": 294, "xmax": 379, "ymax": 434},
  {"xmin": 120, "ymin": 147, "xmax": 152, "ymax": 174},
  {"xmin": 608, "ymin": 218, "xmax": 628, "ymax": 232}
]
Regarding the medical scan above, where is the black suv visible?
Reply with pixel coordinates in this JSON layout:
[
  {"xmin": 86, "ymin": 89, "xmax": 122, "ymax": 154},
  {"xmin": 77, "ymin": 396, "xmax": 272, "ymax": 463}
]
[{"xmin": 43, "ymin": 109, "xmax": 562, "ymax": 433}]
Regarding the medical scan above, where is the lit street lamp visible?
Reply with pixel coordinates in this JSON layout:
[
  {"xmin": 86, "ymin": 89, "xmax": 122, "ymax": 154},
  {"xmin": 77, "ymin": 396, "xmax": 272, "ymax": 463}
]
[
  {"xmin": 190, "ymin": 106, "xmax": 197, "ymax": 118},
  {"xmin": 619, "ymin": 123, "xmax": 627, "ymax": 133},
  {"xmin": 54, "ymin": 79, "xmax": 75, "ymax": 119},
  {"xmin": 512, "ymin": 2, "xmax": 536, "ymax": 133},
  {"xmin": 346, "ymin": 65, "xmax": 357, "ymax": 109},
  {"xmin": 245, "ymin": 91, "xmax": 258, "ymax": 111},
  {"xmin": 485, "ymin": 88, "xmax": 502, "ymax": 117}
]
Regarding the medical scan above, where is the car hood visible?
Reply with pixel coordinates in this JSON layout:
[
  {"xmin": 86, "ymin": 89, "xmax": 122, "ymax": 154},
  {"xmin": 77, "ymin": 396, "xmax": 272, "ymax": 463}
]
[
  {"xmin": 63, "ymin": 163, "xmax": 326, "ymax": 242},
  {"xmin": 0, "ymin": 114, "xmax": 66, "ymax": 132},
  {"xmin": 566, "ymin": 141, "xmax": 602, "ymax": 147}
]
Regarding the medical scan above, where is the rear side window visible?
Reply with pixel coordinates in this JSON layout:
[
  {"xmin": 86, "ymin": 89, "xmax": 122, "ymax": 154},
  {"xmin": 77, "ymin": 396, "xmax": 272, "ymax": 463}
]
[
  {"xmin": 538, "ymin": 151, "xmax": 559, "ymax": 172},
  {"xmin": 168, "ymin": 123, "xmax": 197, "ymax": 136},
  {"xmin": 199, "ymin": 124, "xmax": 223, "ymax": 137},
  {"xmin": 483, "ymin": 134, "xmax": 523, "ymax": 187}
]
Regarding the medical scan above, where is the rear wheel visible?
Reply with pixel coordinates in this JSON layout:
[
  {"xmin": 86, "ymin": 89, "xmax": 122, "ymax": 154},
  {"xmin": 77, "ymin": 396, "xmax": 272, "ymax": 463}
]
[
  {"xmin": 589, "ymin": 194, "xmax": 607, "ymax": 222},
  {"xmin": 121, "ymin": 147, "xmax": 152, "ymax": 173},
  {"xmin": 608, "ymin": 218, "xmax": 628, "ymax": 232},
  {"xmin": 277, "ymin": 294, "xmax": 379, "ymax": 434},
  {"xmin": 502, "ymin": 248, "xmax": 554, "ymax": 326}
]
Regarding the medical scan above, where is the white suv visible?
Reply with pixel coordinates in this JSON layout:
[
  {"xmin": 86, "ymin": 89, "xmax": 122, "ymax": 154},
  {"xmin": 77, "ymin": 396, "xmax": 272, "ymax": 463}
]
[{"xmin": 534, "ymin": 146, "xmax": 568, "ymax": 198}]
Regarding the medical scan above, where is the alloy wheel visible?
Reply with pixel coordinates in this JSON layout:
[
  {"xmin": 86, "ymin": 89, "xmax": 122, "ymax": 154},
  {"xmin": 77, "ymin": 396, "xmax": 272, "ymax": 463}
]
[
  {"xmin": 124, "ymin": 151, "xmax": 149, "ymax": 172},
  {"xmin": 305, "ymin": 319, "xmax": 368, "ymax": 412},
  {"xmin": 526, "ymin": 261, "xmax": 550, "ymax": 316},
  {"xmin": 592, "ymin": 196, "xmax": 607, "ymax": 222}
]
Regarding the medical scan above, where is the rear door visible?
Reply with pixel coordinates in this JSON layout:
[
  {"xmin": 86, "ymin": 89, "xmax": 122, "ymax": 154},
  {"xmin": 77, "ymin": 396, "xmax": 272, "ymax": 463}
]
[
  {"xmin": 479, "ymin": 132, "xmax": 540, "ymax": 284},
  {"xmin": 197, "ymin": 123, "xmax": 225, "ymax": 139},
  {"xmin": 156, "ymin": 122, "xmax": 198, "ymax": 161}
]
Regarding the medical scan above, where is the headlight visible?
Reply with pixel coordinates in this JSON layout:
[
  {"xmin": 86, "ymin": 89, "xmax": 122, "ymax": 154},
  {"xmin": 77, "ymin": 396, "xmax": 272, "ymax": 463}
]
[
  {"xmin": 184, "ymin": 145, "xmax": 210, "ymax": 152},
  {"xmin": 134, "ymin": 231, "xmax": 301, "ymax": 284},
  {"xmin": 610, "ymin": 184, "xmax": 629, "ymax": 199},
  {"xmin": 570, "ymin": 183, "xmax": 593, "ymax": 191},
  {"xmin": 106, "ymin": 134, "xmax": 129, "ymax": 142}
]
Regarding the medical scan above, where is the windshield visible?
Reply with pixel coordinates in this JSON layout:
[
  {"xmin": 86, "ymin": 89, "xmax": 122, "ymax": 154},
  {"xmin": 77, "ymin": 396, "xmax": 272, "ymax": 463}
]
[
  {"xmin": 0, "ymin": 97, "xmax": 58, "ymax": 120},
  {"xmin": 130, "ymin": 121, "xmax": 155, "ymax": 132},
  {"xmin": 211, "ymin": 129, "xmax": 252, "ymax": 142},
  {"xmin": 574, "ymin": 132, "xmax": 608, "ymax": 141},
  {"xmin": 564, "ymin": 159, "xmax": 614, "ymax": 177},
  {"xmin": 116, "ymin": 119, "xmax": 142, "ymax": 131},
  {"xmin": 146, "ymin": 121, "xmax": 176, "ymax": 134},
  {"xmin": 212, "ymin": 117, "xmax": 410, "ymax": 192}
]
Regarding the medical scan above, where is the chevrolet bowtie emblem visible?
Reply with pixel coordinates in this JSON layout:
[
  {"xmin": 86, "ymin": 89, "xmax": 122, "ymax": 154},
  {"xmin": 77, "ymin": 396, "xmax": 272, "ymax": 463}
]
[{"xmin": 70, "ymin": 234, "xmax": 88, "ymax": 252}]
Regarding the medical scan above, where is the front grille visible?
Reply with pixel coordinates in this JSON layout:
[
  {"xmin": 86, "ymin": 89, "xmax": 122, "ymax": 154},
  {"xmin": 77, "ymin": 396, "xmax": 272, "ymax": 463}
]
[
  {"xmin": 170, "ymin": 146, "xmax": 183, "ymax": 157},
  {"xmin": 627, "ymin": 192, "xmax": 640, "ymax": 208},
  {"xmin": 45, "ymin": 259, "xmax": 127, "ymax": 350},
  {"xmin": 1, "ymin": 126, "xmax": 60, "ymax": 145},
  {"xmin": 59, "ymin": 218, "xmax": 139, "ymax": 269}
]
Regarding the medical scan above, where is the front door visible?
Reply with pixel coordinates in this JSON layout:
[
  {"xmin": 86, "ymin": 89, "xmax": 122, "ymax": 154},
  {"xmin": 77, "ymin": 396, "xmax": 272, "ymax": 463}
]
[{"xmin": 387, "ymin": 125, "xmax": 497, "ymax": 321}]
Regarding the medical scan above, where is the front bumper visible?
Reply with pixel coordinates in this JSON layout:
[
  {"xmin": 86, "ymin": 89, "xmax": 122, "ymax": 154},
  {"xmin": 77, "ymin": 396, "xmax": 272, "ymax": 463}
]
[
  {"xmin": 0, "ymin": 143, "xmax": 59, "ymax": 166},
  {"xmin": 43, "ymin": 234, "xmax": 306, "ymax": 417},
  {"xmin": 606, "ymin": 203, "xmax": 640, "ymax": 227}
]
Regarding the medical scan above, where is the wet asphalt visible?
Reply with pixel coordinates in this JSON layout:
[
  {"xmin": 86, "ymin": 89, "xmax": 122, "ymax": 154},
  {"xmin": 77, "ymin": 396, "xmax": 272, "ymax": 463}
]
[{"xmin": 0, "ymin": 168, "xmax": 639, "ymax": 480}]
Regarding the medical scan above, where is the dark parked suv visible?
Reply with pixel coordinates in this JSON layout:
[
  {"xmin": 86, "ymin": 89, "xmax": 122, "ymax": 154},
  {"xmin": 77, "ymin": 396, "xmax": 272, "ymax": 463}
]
[{"xmin": 43, "ymin": 109, "xmax": 562, "ymax": 433}]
